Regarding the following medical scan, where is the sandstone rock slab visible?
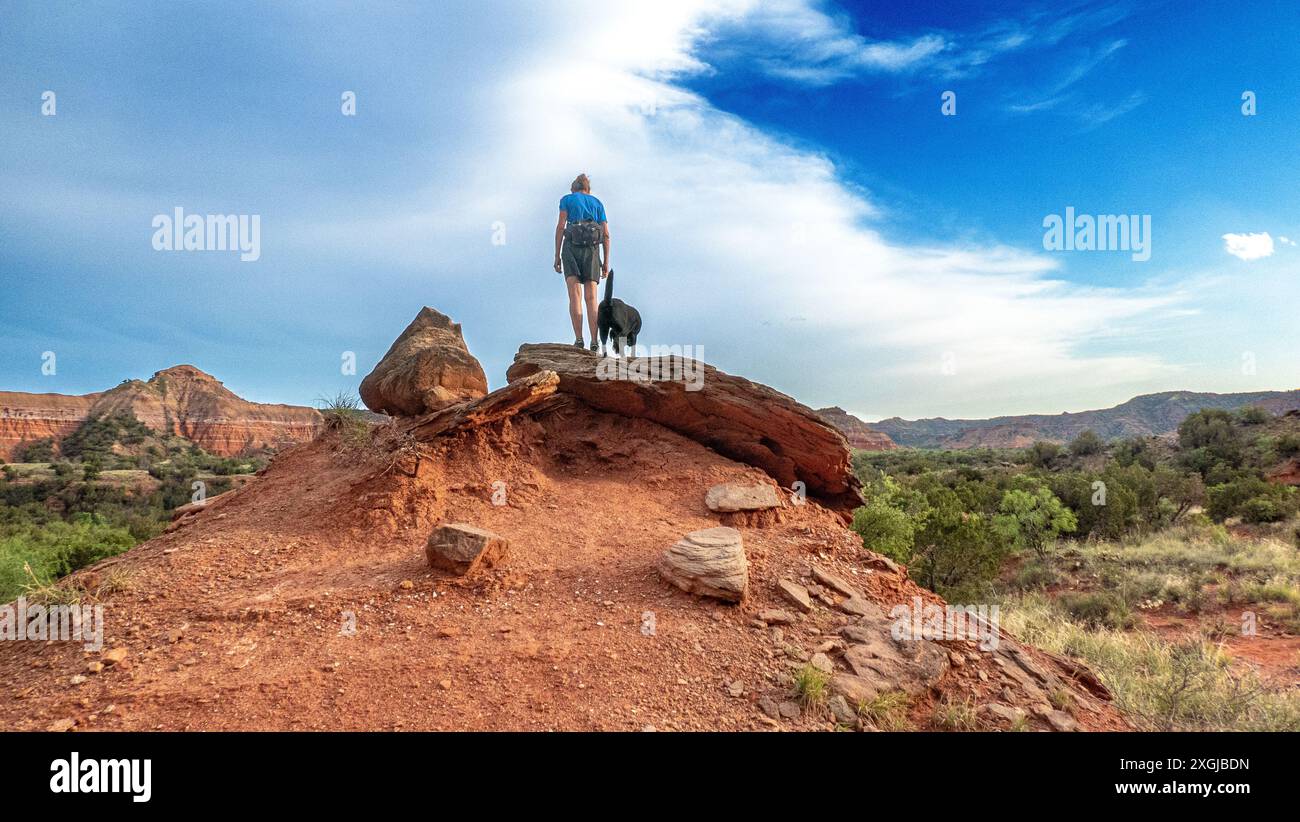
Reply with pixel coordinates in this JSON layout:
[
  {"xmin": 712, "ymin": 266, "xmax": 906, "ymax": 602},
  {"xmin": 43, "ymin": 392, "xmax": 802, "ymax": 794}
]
[
  {"xmin": 657, "ymin": 526, "xmax": 748, "ymax": 602},
  {"xmin": 507, "ymin": 343, "xmax": 861, "ymax": 514},
  {"xmin": 705, "ymin": 483, "xmax": 783, "ymax": 513}
]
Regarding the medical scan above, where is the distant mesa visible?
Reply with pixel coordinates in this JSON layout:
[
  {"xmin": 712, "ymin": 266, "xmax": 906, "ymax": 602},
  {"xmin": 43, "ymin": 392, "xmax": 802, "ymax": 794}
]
[
  {"xmin": 873, "ymin": 389, "xmax": 1300, "ymax": 450},
  {"xmin": 0, "ymin": 364, "xmax": 321, "ymax": 461},
  {"xmin": 815, "ymin": 407, "xmax": 897, "ymax": 451}
]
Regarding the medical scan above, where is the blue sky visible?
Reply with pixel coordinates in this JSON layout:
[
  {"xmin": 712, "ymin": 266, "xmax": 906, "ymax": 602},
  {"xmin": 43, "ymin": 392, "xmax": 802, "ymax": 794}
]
[{"xmin": 1, "ymin": 0, "xmax": 1297, "ymax": 420}]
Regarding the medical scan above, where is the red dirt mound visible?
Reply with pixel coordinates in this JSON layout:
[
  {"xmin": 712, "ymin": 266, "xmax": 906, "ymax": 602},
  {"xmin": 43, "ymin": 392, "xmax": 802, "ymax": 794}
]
[{"xmin": 0, "ymin": 397, "xmax": 1123, "ymax": 731}]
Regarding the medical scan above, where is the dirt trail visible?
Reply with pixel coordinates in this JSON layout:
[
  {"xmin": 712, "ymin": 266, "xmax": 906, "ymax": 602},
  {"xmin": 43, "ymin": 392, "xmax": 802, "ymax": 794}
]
[{"xmin": 1, "ymin": 404, "xmax": 1125, "ymax": 731}]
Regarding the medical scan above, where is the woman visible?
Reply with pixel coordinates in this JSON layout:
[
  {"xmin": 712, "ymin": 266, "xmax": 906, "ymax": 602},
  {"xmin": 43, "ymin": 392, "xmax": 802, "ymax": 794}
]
[{"xmin": 553, "ymin": 173, "xmax": 610, "ymax": 351}]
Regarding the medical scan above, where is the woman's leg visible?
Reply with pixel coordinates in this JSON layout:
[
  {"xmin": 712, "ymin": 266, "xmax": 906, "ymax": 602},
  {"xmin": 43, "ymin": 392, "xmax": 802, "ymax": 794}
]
[
  {"xmin": 566, "ymin": 276, "xmax": 584, "ymax": 341},
  {"xmin": 584, "ymin": 281, "xmax": 599, "ymax": 344}
]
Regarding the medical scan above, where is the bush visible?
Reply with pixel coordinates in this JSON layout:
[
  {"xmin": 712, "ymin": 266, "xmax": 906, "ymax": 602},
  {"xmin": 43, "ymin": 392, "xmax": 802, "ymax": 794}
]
[
  {"xmin": 13, "ymin": 438, "xmax": 55, "ymax": 462},
  {"xmin": 1028, "ymin": 441, "xmax": 1061, "ymax": 468},
  {"xmin": 0, "ymin": 515, "xmax": 138, "ymax": 601},
  {"xmin": 1068, "ymin": 429, "xmax": 1104, "ymax": 457}
]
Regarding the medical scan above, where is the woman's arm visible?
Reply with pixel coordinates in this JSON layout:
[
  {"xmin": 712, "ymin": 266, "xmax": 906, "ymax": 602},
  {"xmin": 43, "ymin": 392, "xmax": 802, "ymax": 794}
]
[
  {"xmin": 600, "ymin": 221, "xmax": 611, "ymax": 277},
  {"xmin": 554, "ymin": 210, "xmax": 567, "ymax": 273}
]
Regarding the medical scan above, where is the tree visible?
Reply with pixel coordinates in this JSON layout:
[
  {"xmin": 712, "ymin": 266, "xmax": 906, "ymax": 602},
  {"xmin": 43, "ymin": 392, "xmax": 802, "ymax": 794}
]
[
  {"xmin": 1178, "ymin": 409, "xmax": 1243, "ymax": 469},
  {"xmin": 1028, "ymin": 441, "xmax": 1062, "ymax": 468},
  {"xmin": 993, "ymin": 483, "xmax": 1077, "ymax": 558},
  {"xmin": 1068, "ymin": 429, "xmax": 1104, "ymax": 457}
]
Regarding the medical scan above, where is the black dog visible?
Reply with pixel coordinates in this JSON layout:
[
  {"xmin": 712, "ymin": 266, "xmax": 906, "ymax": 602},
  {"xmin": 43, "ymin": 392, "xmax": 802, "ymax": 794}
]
[{"xmin": 597, "ymin": 269, "xmax": 641, "ymax": 355}]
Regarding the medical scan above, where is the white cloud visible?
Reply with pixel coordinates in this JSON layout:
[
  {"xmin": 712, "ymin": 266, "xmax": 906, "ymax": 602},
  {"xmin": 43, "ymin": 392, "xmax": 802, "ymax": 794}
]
[
  {"xmin": 1222, "ymin": 232, "xmax": 1276, "ymax": 261},
  {"xmin": 276, "ymin": 0, "xmax": 1183, "ymax": 418}
]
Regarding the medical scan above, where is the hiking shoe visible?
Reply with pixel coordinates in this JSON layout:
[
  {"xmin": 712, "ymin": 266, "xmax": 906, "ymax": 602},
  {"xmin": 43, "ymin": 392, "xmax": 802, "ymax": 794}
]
[
  {"xmin": 573, "ymin": 337, "xmax": 584, "ymax": 348},
  {"xmin": 589, "ymin": 341, "xmax": 599, "ymax": 352}
]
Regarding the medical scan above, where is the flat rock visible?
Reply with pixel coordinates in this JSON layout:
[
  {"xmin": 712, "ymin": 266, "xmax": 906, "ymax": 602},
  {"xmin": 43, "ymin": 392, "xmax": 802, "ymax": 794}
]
[
  {"xmin": 425, "ymin": 522, "xmax": 508, "ymax": 576},
  {"xmin": 705, "ymin": 483, "xmax": 783, "ymax": 513},
  {"xmin": 777, "ymin": 579, "xmax": 813, "ymax": 613},
  {"xmin": 361, "ymin": 307, "xmax": 489, "ymax": 416},
  {"xmin": 507, "ymin": 343, "xmax": 862, "ymax": 514},
  {"xmin": 862, "ymin": 554, "xmax": 901, "ymax": 574},
  {"xmin": 839, "ymin": 610, "xmax": 950, "ymax": 697},
  {"xmin": 657, "ymin": 526, "xmax": 748, "ymax": 602},
  {"xmin": 811, "ymin": 565, "xmax": 862, "ymax": 599},
  {"xmin": 981, "ymin": 703, "xmax": 1026, "ymax": 724},
  {"xmin": 831, "ymin": 673, "xmax": 879, "ymax": 705},
  {"xmin": 758, "ymin": 609, "xmax": 796, "ymax": 625}
]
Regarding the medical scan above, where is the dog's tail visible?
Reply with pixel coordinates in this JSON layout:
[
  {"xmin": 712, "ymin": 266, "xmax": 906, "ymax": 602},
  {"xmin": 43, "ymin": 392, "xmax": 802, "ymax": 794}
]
[{"xmin": 603, "ymin": 268, "xmax": 614, "ymax": 303}]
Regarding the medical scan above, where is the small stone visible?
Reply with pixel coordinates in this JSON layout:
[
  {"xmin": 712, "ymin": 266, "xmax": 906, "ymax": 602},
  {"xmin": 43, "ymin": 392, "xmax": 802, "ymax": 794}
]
[
  {"xmin": 758, "ymin": 609, "xmax": 796, "ymax": 625},
  {"xmin": 727, "ymin": 680, "xmax": 745, "ymax": 698},
  {"xmin": 69, "ymin": 675, "xmax": 87, "ymax": 686},
  {"xmin": 399, "ymin": 579, "xmax": 414, "ymax": 590},
  {"xmin": 810, "ymin": 652, "xmax": 834, "ymax": 673},
  {"xmin": 778, "ymin": 701, "xmax": 802, "ymax": 719},
  {"xmin": 982, "ymin": 703, "xmax": 1025, "ymax": 724},
  {"xmin": 769, "ymin": 628, "xmax": 785, "ymax": 644},
  {"xmin": 439, "ymin": 679, "xmax": 452, "ymax": 690},
  {"xmin": 426, "ymin": 523, "xmax": 508, "ymax": 577},
  {"xmin": 86, "ymin": 662, "xmax": 104, "ymax": 674},
  {"xmin": 47, "ymin": 718, "xmax": 76, "ymax": 732},
  {"xmin": 828, "ymin": 694, "xmax": 856, "ymax": 724},
  {"xmin": 1045, "ymin": 709, "xmax": 1079, "ymax": 732},
  {"xmin": 777, "ymin": 579, "xmax": 813, "ymax": 613},
  {"xmin": 948, "ymin": 651, "xmax": 965, "ymax": 668},
  {"xmin": 862, "ymin": 554, "xmax": 900, "ymax": 574},
  {"xmin": 758, "ymin": 696, "xmax": 781, "ymax": 720},
  {"xmin": 102, "ymin": 648, "xmax": 128, "ymax": 666}
]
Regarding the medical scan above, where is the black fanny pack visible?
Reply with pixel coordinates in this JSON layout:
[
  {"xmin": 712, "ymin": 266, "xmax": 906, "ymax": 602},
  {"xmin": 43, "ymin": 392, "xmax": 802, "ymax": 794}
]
[{"xmin": 564, "ymin": 220, "xmax": 603, "ymax": 247}]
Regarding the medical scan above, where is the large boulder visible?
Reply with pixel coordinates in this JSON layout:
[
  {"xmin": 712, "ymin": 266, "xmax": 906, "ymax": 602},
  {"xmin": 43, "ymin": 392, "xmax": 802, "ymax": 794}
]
[
  {"xmin": 506, "ymin": 344, "xmax": 862, "ymax": 515},
  {"xmin": 658, "ymin": 526, "xmax": 748, "ymax": 602},
  {"xmin": 361, "ymin": 307, "xmax": 489, "ymax": 416}
]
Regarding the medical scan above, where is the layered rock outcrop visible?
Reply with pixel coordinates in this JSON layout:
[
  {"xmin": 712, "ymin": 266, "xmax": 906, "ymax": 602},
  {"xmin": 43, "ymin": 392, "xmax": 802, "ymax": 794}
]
[
  {"xmin": 360, "ymin": 308, "xmax": 488, "ymax": 416},
  {"xmin": 0, "ymin": 365, "xmax": 322, "ymax": 460},
  {"xmin": 506, "ymin": 344, "xmax": 862, "ymax": 514},
  {"xmin": 815, "ymin": 406, "xmax": 897, "ymax": 451}
]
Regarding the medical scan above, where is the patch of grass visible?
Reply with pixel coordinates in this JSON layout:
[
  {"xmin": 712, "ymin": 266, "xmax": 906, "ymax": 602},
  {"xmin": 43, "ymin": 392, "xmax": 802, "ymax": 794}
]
[
  {"xmin": 1002, "ymin": 592, "xmax": 1300, "ymax": 731},
  {"xmin": 1057, "ymin": 590, "xmax": 1135, "ymax": 629},
  {"xmin": 1048, "ymin": 686, "xmax": 1075, "ymax": 712},
  {"xmin": 932, "ymin": 696, "xmax": 979, "ymax": 731},
  {"xmin": 858, "ymin": 690, "xmax": 912, "ymax": 731},
  {"xmin": 317, "ymin": 392, "xmax": 371, "ymax": 449},
  {"xmin": 793, "ymin": 663, "xmax": 830, "ymax": 709}
]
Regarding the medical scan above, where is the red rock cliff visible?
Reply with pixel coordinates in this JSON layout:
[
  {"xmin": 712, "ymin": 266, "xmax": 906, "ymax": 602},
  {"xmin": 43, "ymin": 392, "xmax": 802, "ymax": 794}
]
[{"xmin": 0, "ymin": 365, "xmax": 322, "ymax": 460}]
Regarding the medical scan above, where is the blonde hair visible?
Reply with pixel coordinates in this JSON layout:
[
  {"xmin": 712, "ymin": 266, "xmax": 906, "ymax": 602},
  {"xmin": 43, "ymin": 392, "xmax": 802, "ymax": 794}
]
[{"xmin": 570, "ymin": 173, "xmax": 591, "ymax": 193}]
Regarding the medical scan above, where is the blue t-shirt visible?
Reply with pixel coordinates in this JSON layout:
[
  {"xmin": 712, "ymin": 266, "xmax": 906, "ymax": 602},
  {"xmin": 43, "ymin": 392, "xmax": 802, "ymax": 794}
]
[{"xmin": 559, "ymin": 192, "xmax": 607, "ymax": 223}]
